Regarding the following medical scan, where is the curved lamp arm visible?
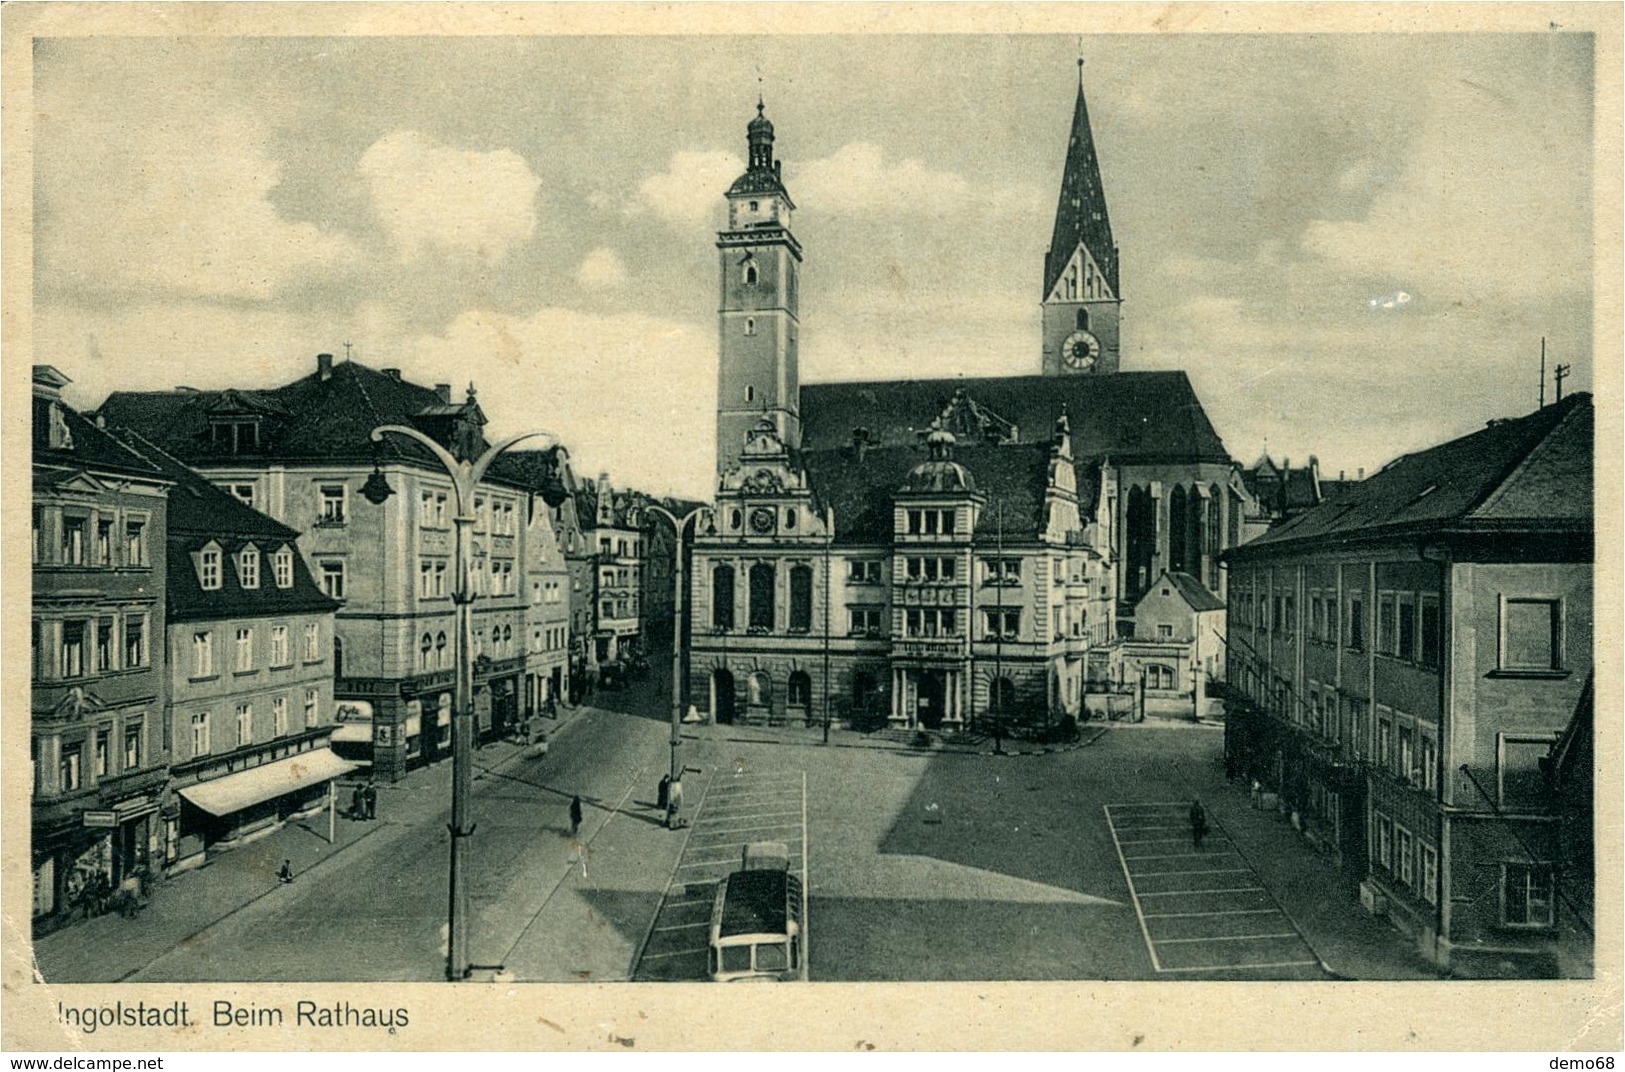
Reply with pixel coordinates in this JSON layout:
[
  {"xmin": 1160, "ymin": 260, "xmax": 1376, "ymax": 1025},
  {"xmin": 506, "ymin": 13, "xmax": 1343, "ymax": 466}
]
[
  {"xmin": 372, "ymin": 425, "xmax": 556, "ymax": 510},
  {"xmin": 469, "ymin": 431, "xmax": 558, "ymax": 489}
]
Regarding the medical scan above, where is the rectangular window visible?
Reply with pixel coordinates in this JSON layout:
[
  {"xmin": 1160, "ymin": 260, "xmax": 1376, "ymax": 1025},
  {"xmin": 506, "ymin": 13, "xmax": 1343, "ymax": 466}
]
[
  {"xmin": 96, "ymin": 518, "xmax": 113, "ymax": 566},
  {"xmin": 125, "ymin": 520, "xmax": 147, "ymax": 566},
  {"xmin": 1499, "ymin": 733, "xmax": 1558, "ymax": 808},
  {"xmin": 62, "ymin": 516, "xmax": 86, "ymax": 565},
  {"xmin": 923, "ymin": 511, "xmax": 939, "ymax": 536},
  {"xmin": 96, "ymin": 620, "xmax": 114, "ymax": 672},
  {"xmin": 191, "ymin": 713, "xmax": 211, "ymax": 757},
  {"xmin": 319, "ymin": 561, "xmax": 345, "ymax": 599},
  {"xmin": 1502, "ymin": 862, "xmax": 1555, "ymax": 927},
  {"xmin": 1053, "ymin": 558, "xmax": 1065, "ymax": 586},
  {"xmin": 940, "ymin": 510, "xmax": 956, "ymax": 535},
  {"xmin": 60, "ymin": 621, "xmax": 87, "ymax": 678},
  {"xmin": 318, "ymin": 485, "xmax": 347, "ymax": 525},
  {"xmin": 1271, "ymin": 596, "xmax": 1282, "ymax": 635},
  {"xmin": 1378, "ymin": 593, "xmax": 1397, "ymax": 654},
  {"xmin": 1398, "ymin": 723, "xmax": 1415, "ymax": 782},
  {"xmin": 234, "ymin": 627, "xmax": 254, "ymax": 672},
  {"xmin": 239, "ymin": 548, "xmax": 259, "ymax": 589},
  {"xmin": 274, "ymin": 548, "xmax": 294, "ymax": 589},
  {"xmin": 788, "ymin": 567, "xmax": 813, "ymax": 632},
  {"xmin": 1421, "ymin": 845, "xmax": 1438, "ymax": 905},
  {"xmin": 982, "ymin": 608, "xmax": 1019, "ymax": 640},
  {"xmin": 1376, "ymin": 712, "xmax": 1393, "ymax": 772},
  {"xmin": 420, "ymin": 559, "xmax": 434, "ymax": 597},
  {"xmin": 304, "ymin": 689, "xmax": 319, "ymax": 728},
  {"xmin": 1397, "ymin": 827, "xmax": 1414, "ymax": 885},
  {"xmin": 1398, "ymin": 594, "xmax": 1417, "ymax": 660},
  {"xmin": 199, "ymin": 547, "xmax": 222, "ymax": 590},
  {"xmin": 236, "ymin": 704, "xmax": 253, "ymax": 746},
  {"xmin": 906, "ymin": 510, "xmax": 922, "ymax": 535},
  {"xmin": 848, "ymin": 560, "xmax": 882, "ymax": 584},
  {"xmin": 1309, "ymin": 593, "xmax": 1324, "ymax": 642},
  {"xmin": 193, "ymin": 631, "xmax": 214, "ymax": 677},
  {"xmin": 848, "ymin": 607, "xmax": 882, "ymax": 636},
  {"xmin": 1420, "ymin": 595, "xmax": 1441, "ymax": 668},
  {"xmin": 1157, "ymin": 624, "xmax": 1174, "ymax": 640},
  {"xmin": 303, "ymin": 622, "xmax": 321, "ymax": 661},
  {"xmin": 1501, "ymin": 598, "xmax": 1561, "ymax": 671},
  {"xmin": 1419, "ymin": 731, "xmax": 1438, "ymax": 792},
  {"xmin": 124, "ymin": 722, "xmax": 141, "ymax": 770},
  {"xmin": 229, "ymin": 483, "xmax": 256, "ymax": 509},
  {"xmin": 273, "ymin": 696, "xmax": 289, "ymax": 737},
  {"xmin": 270, "ymin": 625, "xmax": 289, "ymax": 666},
  {"xmin": 33, "ymin": 506, "xmax": 43, "ymax": 564},
  {"xmin": 94, "ymin": 730, "xmax": 109, "ymax": 777},
  {"xmin": 1376, "ymin": 814, "xmax": 1393, "ymax": 870},
  {"xmin": 435, "ymin": 493, "xmax": 448, "ymax": 527},
  {"xmin": 1347, "ymin": 595, "xmax": 1365, "ymax": 652},
  {"xmin": 118, "ymin": 613, "xmax": 142, "ymax": 668},
  {"xmin": 60, "ymin": 744, "xmax": 81, "ymax": 791}
]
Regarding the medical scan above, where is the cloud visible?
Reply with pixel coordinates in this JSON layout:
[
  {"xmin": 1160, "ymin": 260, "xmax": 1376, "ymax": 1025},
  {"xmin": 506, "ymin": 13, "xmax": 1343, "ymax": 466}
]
[
  {"xmin": 37, "ymin": 111, "xmax": 357, "ymax": 303},
  {"xmin": 633, "ymin": 150, "xmax": 743, "ymax": 226},
  {"xmin": 575, "ymin": 248, "xmax": 628, "ymax": 289},
  {"xmin": 400, "ymin": 307, "xmax": 718, "ymax": 497},
  {"xmin": 358, "ymin": 130, "xmax": 540, "ymax": 263},
  {"xmin": 796, "ymin": 142, "xmax": 1044, "ymax": 218},
  {"xmin": 1298, "ymin": 75, "xmax": 1589, "ymax": 302}
]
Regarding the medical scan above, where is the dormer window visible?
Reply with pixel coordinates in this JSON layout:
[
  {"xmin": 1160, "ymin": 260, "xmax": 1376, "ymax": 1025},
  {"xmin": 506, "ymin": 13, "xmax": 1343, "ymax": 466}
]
[
  {"xmin": 238, "ymin": 545, "xmax": 260, "ymax": 589},
  {"xmin": 199, "ymin": 544, "xmax": 222, "ymax": 590},
  {"xmin": 47, "ymin": 402, "xmax": 74, "ymax": 450},
  {"xmin": 210, "ymin": 417, "xmax": 260, "ymax": 453},
  {"xmin": 273, "ymin": 546, "xmax": 294, "ymax": 589}
]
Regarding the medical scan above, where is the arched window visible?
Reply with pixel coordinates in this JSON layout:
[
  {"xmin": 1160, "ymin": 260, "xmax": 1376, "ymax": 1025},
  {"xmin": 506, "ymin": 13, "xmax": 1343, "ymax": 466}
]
[
  {"xmin": 744, "ymin": 262, "xmax": 759, "ymax": 285},
  {"xmin": 420, "ymin": 633, "xmax": 433, "ymax": 670},
  {"xmin": 436, "ymin": 631, "xmax": 448, "ymax": 669},
  {"xmin": 749, "ymin": 563, "xmax": 775, "ymax": 631},
  {"xmin": 745, "ymin": 317, "xmax": 756, "ymax": 336},
  {"xmin": 1125, "ymin": 486, "xmax": 1156, "ymax": 600},
  {"xmin": 1076, "ymin": 308, "xmax": 1090, "ymax": 331},
  {"xmin": 787, "ymin": 671, "xmax": 812, "ymax": 711},
  {"xmin": 1169, "ymin": 485, "xmax": 1189, "ymax": 574},
  {"xmin": 748, "ymin": 671, "xmax": 772, "ymax": 708},
  {"xmin": 788, "ymin": 564, "xmax": 813, "ymax": 632},
  {"xmin": 1207, "ymin": 484, "xmax": 1225, "ymax": 590},
  {"xmin": 712, "ymin": 564, "xmax": 736, "ymax": 630}
]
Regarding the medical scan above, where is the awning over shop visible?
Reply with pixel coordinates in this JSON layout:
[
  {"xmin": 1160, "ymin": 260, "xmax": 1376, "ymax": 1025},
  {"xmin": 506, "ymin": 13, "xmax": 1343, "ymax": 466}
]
[
  {"xmin": 330, "ymin": 723, "xmax": 372, "ymax": 744},
  {"xmin": 178, "ymin": 749, "xmax": 358, "ymax": 817}
]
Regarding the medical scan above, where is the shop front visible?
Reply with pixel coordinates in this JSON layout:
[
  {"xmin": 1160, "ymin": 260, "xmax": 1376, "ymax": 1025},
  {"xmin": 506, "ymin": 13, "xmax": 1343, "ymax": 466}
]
[
  {"xmin": 33, "ymin": 789, "xmax": 161, "ymax": 934},
  {"xmin": 173, "ymin": 746, "xmax": 357, "ymax": 866}
]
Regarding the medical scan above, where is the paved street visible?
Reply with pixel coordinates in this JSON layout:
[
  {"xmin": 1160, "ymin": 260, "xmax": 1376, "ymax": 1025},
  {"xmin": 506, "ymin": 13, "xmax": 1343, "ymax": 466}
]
[
  {"xmin": 36, "ymin": 692, "xmax": 1439, "ymax": 984},
  {"xmin": 632, "ymin": 771, "xmax": 807, "ymax": 981},
  {"xmin": 1105, "ymin": 802, "xmax": 1323, "ymax": 979}
]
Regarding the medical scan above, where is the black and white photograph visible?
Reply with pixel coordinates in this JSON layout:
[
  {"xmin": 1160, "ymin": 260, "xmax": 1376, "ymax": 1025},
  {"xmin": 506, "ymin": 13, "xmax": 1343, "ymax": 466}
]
[{"xmin": 6, "ymin": 3, "xmax": 1618, "ymax": 1055}]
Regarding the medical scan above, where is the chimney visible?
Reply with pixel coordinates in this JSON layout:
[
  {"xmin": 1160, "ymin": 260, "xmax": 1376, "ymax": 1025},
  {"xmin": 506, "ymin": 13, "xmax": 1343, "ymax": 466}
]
[
  {"xmin": 317, "ymin": 353, "xmax": 334, "ymax": 381},
  {"xmin": 381, "ymin": 368, "xmax": 402, "ymax": 381},
  {"xmin": 1357, "ymin": 468, "xmax": 1365, "ymax": 480},
  {"xmin": 435, "ymin": 383, "xmax": 451, "ymax": 403},
  {"xmin": 1339, "ymin": 470, "xmax": 1346, "ymax": 481}
]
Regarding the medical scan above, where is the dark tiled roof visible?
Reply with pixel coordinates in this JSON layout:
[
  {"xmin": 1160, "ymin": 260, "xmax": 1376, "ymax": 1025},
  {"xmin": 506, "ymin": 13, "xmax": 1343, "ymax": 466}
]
[
  {"xmin": 1232, "ymin": 394, "xmax": 1592, "ymax": 555},
  {"xmin": 97, "ymin": 361, "xmax": 486, "ymax": 469},
  {"xmin": 1163, "ymin": 571, "xmax": 1226, "ymax": 612},
  {"xmin": 489, "ymin": 447, "xmax": 574, "ymax": 507},
  {"xmin": 106, "ymin": 428, "xmax": 341, "ymax": 622},
  {"xmin": 1044, "ymin": 80, "xmax": 1118, "ymax": 298},
  {"xmin": 34, "ymin": 396, "xmax": 166, "ymax": 480},
  {"xmin": 803, "ymin": 442, "xmax": 1098, "ymax": 546},
  {"xmin": 800, "ymin": 371, "xmax": 1229, "ymax": 464}
]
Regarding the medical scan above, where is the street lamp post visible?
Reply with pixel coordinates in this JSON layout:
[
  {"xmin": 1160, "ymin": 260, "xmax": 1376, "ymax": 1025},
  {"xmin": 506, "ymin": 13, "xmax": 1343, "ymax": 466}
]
[
  {"xmin": 644, "ymin": 503, "xmax": 707, "ymax": 829},
  {"xmin": 369, "ymin": 424, "xmax": 555, "ymax": 982}
]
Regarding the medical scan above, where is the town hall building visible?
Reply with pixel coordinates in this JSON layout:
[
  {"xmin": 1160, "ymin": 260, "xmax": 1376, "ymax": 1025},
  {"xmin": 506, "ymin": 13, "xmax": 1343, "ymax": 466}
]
[{"xmin": 688, "ymin": 68, "xmax": 1249, "ymax": 731}]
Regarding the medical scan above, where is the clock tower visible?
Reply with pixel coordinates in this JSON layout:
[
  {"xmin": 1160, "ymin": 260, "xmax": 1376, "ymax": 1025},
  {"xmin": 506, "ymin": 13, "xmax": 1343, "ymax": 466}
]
[
  {"xmin": 1041, "ymin": 61, "xmax": 1121, "ymax": 377},
  {"xmin": 716, "ymin": 100, "xmax": 803, "ymax": 477}
]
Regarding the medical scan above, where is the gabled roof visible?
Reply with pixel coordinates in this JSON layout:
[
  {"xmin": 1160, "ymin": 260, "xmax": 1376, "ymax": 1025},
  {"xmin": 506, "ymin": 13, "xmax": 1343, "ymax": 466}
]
[
  {"xmin": 34, "ymin": 394, "xmax": 167, "ymax": 480},
  {"xmin": 1044, "ymin": 75, "xmax": 1118, "ymax": 299},
  {"xmin": 800, "ymin": 371, "xmax": 1230, "ymax": 465},
  {"xmin": 802, "ymin": 441, "xmax": 1100, "ymax": 547},
  {"xmin": 1143, "ymin": 570, "xmax": 1226, "ymax": 613},
  {"xmin": 1231, "ymin": 394, "xmax": 1592, "ymax": 555},
  {"xmin": 104, "ymin": 428, "xmax": 340, "ymax": 622},
  {"xmin": 97, "ymin": 360, "xmax": 490, "ymax": 470}
]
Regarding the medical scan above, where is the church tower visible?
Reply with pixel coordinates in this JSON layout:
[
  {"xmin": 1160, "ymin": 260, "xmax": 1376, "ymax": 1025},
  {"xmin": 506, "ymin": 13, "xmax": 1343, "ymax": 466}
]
[
  {"xmin": 1041, "ymin": 60, "xmax": 1121, "ymax": 376},
  {"xmin": 715, "ymin": 101, "xmax": 803, "ymax": 477}
]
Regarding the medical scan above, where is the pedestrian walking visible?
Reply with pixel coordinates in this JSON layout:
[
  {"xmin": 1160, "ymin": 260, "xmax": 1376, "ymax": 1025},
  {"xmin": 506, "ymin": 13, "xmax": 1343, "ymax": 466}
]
[
  {"xmin": 657, "ymin": 774, "xmax": 670, "ymax": 811},
  {"xmin": 350, "ymin": 782, "xmax": 365, "ymax": 820},
  {"xmin": 364, "ymin": 782, "xmax": 377, "ymax": 820},
  {"xmin": 1189, "ymin": 799, "xmax": 1208, "ymax": 850},
  {"xmin": 277, "ymin": 860, "xmax": 295, "ymax": 883},
  {"xmin": 569, "ymin": 795, "xmax": 583, "ymax": 838}
]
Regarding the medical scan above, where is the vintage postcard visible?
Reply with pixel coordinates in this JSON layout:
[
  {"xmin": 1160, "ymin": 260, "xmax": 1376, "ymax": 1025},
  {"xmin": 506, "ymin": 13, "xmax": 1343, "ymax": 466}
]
[{"xmin": 4, "ymin": 1, "xmax": 1620, "ymax": 1054}]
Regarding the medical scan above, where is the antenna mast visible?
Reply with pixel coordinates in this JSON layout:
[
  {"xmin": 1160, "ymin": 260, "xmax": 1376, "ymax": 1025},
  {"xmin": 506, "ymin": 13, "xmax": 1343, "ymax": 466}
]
[{"xmin": 1539, "ymin": 337, "xmax": 1546, "ymax": 408}]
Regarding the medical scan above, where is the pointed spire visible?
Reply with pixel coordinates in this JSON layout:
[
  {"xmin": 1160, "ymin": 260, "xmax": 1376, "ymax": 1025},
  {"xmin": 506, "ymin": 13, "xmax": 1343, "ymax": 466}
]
[{"xmin": 1044, "ymin": 56, "xmax": 1118, "ymax": 301}]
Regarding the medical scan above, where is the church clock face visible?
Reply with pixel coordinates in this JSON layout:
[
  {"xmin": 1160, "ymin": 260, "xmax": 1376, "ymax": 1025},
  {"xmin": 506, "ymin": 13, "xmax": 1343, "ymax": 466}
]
[
  {"xmin": 749, "ymin": 506, "xmax": 776, "ymax": 534},
  {"xmin": 1062, "ymin": 330, "xmax": 1101, "ymax": 371}
]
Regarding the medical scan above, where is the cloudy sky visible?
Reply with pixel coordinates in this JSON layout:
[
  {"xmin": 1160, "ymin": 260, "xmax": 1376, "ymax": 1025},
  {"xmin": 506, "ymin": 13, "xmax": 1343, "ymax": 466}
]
[{"xmin": 33, "ymin": 32, "xmax": 1594, "ymax": 498}]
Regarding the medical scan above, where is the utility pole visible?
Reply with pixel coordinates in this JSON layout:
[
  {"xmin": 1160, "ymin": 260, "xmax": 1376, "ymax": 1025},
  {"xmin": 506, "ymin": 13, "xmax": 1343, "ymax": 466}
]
[
  {"xmin": 822, "ymin": 506, "xmax": 834, "ymax": 745},
  {"xmin": 1554, "ymin": 363, "xmax": 1571, "ymax": 403},
  {"xmin": 1539, "ymin": 337, "xmax": 1547, "ymax": 408}
]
